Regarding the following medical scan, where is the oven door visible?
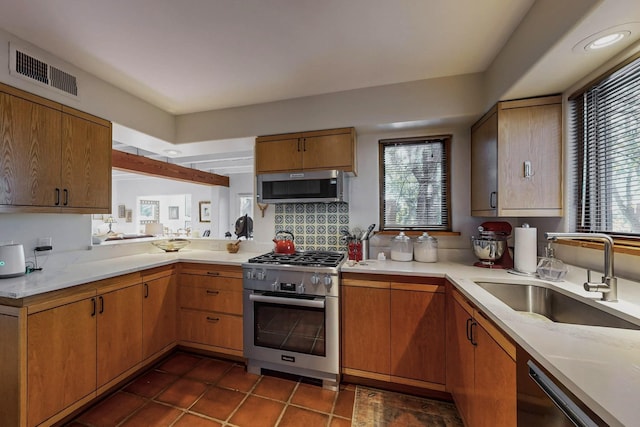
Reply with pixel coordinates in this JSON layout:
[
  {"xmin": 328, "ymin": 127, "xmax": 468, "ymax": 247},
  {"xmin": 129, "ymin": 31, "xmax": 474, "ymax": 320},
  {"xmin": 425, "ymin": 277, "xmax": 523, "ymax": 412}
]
[{"xmin": 243, "ymin": 290, "xmax": 339, "ymax": 374}]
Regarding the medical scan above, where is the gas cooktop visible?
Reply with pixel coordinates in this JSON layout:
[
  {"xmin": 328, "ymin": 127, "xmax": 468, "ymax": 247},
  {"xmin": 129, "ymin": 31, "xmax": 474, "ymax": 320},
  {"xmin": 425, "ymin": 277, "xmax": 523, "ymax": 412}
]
[{"xmin": 247, "ymin": 251, "xmax": 345, "ymax": 268}]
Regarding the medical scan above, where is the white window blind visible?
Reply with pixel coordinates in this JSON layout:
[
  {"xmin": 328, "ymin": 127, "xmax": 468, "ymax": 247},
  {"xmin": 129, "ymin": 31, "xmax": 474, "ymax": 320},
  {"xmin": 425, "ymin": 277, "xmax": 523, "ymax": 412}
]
[
  {"xmin": 380, "ymin": 136, "xmax": 450, "ymax": 230},
  {"xmin": 571, "ymin": 55, "xmax": 640, "ymax": 235}
]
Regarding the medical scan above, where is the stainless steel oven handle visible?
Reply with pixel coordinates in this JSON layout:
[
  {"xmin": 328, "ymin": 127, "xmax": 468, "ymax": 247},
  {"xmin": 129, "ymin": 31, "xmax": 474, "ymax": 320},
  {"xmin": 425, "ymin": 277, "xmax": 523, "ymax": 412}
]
[
  {"xmin": 527, "ymin": 360, "xmax": 598, "ymax": 427},
  {"xmin": 249, "ymin": 293, "xmax": 325, "ymax": 308}
]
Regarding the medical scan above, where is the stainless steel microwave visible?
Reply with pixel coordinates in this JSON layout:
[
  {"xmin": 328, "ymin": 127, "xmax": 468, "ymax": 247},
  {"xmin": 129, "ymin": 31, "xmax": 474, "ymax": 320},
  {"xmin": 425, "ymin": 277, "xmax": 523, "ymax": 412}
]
[{"xmin": 256, "ymin": 170, "xmax": 348, "ymax": 204}]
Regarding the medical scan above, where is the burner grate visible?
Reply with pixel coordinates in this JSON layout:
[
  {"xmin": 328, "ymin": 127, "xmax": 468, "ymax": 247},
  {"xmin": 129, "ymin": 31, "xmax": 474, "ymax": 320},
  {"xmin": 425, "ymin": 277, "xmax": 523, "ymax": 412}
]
[{"xmin": 248, "ymin": 251, "xmax": 345, "ymax": 267}]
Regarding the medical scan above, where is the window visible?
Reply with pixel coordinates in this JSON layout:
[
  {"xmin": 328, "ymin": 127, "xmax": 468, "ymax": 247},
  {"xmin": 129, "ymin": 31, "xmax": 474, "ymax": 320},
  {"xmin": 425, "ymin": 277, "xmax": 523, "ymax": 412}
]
[
  {"xmin": 571, "ymin": 55, "xmax": 640, "ymax": 236},
  {"xmin": 379, "ymin": 135, "xmax": 451, "ymax": 231}
]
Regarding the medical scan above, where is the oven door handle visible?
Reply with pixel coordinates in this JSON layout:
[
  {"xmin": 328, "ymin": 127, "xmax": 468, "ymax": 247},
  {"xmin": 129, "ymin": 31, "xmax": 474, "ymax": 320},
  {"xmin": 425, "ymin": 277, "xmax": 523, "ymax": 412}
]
[{"xmin": 249, "ymin": 293, "xmax": 325, "ymax": 308}]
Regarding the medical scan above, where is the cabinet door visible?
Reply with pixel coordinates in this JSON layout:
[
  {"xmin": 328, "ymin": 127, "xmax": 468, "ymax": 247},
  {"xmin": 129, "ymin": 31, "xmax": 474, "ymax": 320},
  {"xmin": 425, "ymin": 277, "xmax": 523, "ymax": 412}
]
[
  {"xmin": 341, "ymin": 282, "xmax": 390, "ymax": 375},
  {"xmin": 447, "ymin": 296, "xmax": 475, "ymax": 426},
  {"xmin": 27, "ymin": 298, "xmax": 97, "ymax": 427},
  {"xmin": 473, "ymin": 319, "xmax": 517, "ymax": 427},
  {"xmin": 470, "ymin": 109, "xmax": 498, "ymax": 215},
  {"xmin": 0, "ymin": 92, "xmax": 62, "ymax": 207},
  {"xmin": 390, "ymin": 286, "xmax": 445, "ymax": 384},
  {"xmin": 498, "ymin": 103, "xmax": 562, "ymax": 215},
  {"xmin": 142, "ymin": 273, "xmax": 177, "ymax": 359},
  {"xmin": 97, "ymin": 284, "xmax": 143, "ymax": 387},
  {"xmin": 61, "ymin": 112, "xmax": 112, "ymax": 210},
  {"xmin": 255, "ymin": 137, "xmax": 302, "ymax": 173},
  {"xmin": 302, "ymin": 132, "xmax": 354, "ymax": 172}
]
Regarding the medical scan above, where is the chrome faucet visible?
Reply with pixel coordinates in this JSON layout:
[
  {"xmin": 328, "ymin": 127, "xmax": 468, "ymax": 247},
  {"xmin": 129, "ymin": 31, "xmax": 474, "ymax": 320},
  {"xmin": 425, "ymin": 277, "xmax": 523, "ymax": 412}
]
[{"xmin": 544, "ymin": 232, "xmax": 617, "ymax": 302}]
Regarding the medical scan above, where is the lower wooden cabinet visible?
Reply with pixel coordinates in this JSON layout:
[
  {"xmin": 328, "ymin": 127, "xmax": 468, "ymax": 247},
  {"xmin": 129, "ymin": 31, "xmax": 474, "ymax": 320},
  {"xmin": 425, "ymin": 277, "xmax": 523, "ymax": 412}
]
[
  {"xmin": 447, "ymin": 285, "xmax": 516, "ymax": 426},
  {"xmin": 142, "ymin": 267, "xmax": 177, "ymax": 359},
  {"xmin": 27, "ymin": 293, "xmax": 97, "ymax": 427},
  {"xmin": 341, "ymin": 274, "xmax": 446, "ymax": 390},
  {"xmin": 180, "ymin": 310, "xmax": 243, "ymax": 350},
  {"xmin": 97, "ymin": 280, "xmax": 143, "ymax": 387},
  {"xmin": 178, "ymin": 263, "xmax": 243, "ymax": 356}
]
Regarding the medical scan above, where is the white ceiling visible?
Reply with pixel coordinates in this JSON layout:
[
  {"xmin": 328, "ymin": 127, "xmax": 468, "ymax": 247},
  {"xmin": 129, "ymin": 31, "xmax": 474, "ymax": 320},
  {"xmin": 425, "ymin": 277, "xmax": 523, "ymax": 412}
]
[
  {"xmin": 1, "ymin": 0, "xmax": 640, "ymax": 176},
  {"xmin": 0, "ymin": 0, "xmax": 534, "ymax": 114}
]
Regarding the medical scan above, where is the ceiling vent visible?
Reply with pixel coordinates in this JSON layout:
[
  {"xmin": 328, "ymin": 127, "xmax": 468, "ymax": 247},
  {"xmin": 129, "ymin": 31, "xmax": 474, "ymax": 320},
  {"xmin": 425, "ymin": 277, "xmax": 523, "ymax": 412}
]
[{"xmin": 9, "ymin": 42, "xmax": 78, "ymax": 98}]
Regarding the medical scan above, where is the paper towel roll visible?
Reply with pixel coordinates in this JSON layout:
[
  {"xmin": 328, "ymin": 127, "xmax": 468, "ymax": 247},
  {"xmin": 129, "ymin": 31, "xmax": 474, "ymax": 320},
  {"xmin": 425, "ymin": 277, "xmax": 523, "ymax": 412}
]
[{"xmin": 514, "ymin": 226, "xmax": 537, "ymax": 273}]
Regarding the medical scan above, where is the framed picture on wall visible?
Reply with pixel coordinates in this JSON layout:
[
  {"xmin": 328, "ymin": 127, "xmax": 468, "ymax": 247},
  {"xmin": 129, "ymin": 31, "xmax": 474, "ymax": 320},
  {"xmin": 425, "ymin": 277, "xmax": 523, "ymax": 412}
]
[
  {"xmin": 139, "ymin": 200, "xmax": 159, "ymax": 224},
  {"xmin": 199, "ymin": 201, "xmax": 211, "ymax": 223},
  {"xmin": 168, "ymin": 206, "xmax": 179, "ymax": 220},
  {"xmin": 118, "ymin": 204, "xmax": 126, "ymax": 218},
  {"xmin": 125, "ymin": 209, "xmax": 132, "ymax": 223}
]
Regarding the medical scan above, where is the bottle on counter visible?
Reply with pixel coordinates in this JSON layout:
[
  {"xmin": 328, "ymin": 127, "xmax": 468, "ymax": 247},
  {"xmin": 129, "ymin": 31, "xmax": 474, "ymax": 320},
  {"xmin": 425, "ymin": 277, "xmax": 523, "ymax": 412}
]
[
  {"xmin": 390, "ymin": 232, "xmax": 413, "ymax": 261},
  {"xmin": 414, "ymin": 232, "xmax": 438, "ymax": 263}
]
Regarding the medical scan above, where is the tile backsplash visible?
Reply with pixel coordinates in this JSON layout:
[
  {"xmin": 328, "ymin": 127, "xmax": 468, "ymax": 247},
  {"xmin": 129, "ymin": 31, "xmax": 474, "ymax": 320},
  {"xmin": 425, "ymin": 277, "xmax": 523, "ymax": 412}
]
[{"xmin": 274, "ymin": 202, "xmax": 349, "ymax": 251}]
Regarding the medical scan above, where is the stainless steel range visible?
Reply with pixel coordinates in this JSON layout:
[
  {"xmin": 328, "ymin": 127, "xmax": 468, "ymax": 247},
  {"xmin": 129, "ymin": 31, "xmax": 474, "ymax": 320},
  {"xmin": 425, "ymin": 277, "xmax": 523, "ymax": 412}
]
[{"xmin": 242, "ymin": 251, "xmax": 345, "ymax": 390}]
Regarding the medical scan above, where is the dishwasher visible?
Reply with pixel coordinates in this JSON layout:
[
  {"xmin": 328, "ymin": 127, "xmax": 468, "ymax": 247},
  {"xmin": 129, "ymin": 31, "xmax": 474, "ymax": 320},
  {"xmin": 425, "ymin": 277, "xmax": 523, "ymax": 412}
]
[{"xmin": 516, "ymin": 346, "xmax": 606, "ymax": 427}]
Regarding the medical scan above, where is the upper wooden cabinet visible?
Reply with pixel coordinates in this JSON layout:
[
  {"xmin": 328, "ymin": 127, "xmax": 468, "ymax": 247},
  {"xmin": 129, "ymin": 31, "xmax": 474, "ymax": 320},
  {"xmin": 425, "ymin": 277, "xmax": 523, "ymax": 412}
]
[
  {"xmin": 471, "ymin": 95, "xmax": 562, "ymax": 217},
  {"xmin": 255, "ymin": 127, "xmax": 357, "ymax": 175},
  {"xmin": 0, "ymin": 83, "xmax": 112, "ymax": 213}
]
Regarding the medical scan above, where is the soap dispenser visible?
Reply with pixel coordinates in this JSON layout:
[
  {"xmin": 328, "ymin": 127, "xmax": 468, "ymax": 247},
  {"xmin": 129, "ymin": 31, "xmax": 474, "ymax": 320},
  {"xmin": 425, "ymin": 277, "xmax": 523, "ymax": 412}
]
[{"xmin": 536, "ymin": 243, "xmax": 568, "ymax": 281}]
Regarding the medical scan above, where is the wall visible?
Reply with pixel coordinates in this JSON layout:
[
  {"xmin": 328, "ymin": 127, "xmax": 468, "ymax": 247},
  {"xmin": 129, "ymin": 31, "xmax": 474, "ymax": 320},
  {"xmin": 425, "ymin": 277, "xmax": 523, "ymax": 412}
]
[
  {"xmin": 0, "ymin": 29, "xmax": 175, "ymax": 142},
  {"xmin": 251, "ymin": 125, "xmax": 485, "ymax": 256},
  {"xmin": 175, "ymin": 74, "xmax": 485, "ymax": 143}
]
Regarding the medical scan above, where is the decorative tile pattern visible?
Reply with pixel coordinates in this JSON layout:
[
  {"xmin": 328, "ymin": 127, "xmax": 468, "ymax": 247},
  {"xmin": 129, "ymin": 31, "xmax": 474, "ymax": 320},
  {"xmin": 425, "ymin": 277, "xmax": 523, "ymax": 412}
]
[{"xmin": 274, "ymin": 202, "xmax": 349, "ymax": 251}]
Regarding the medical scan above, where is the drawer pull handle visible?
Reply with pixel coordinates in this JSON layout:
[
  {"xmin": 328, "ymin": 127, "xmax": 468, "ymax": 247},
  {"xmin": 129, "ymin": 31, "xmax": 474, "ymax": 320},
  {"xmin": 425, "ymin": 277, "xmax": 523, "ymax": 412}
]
[
  {"xmin": 206, "ymin": 272, "xmax": 220, "ymax": 276},
  {"xmin": 206, "ymin": 290, "xmax": 219, "ymax": 295},
  {"xmin": 206, "ymin": 316, "xmax": 220, "ymax": 323}
]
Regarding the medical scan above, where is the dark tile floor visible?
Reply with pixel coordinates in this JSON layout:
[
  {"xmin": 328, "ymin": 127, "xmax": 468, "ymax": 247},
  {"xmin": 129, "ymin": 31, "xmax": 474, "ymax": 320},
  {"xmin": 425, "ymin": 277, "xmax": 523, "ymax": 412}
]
[{"xmin": 66, "ymin": 351, "xmax": 355, "ymax": 427}]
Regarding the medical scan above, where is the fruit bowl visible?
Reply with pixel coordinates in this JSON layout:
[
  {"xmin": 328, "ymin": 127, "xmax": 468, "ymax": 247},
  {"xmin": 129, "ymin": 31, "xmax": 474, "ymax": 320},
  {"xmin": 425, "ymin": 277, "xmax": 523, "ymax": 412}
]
[{"xmin": 151, "ymin": 238, "xmax": 191, "ymax": 252}]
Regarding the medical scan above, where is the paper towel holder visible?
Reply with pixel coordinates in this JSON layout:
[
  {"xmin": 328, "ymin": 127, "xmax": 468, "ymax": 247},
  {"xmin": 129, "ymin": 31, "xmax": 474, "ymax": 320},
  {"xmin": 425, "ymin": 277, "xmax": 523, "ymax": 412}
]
[{"xmin": 508, "ymin": 222, "xmax": 538, "ymax": 277}]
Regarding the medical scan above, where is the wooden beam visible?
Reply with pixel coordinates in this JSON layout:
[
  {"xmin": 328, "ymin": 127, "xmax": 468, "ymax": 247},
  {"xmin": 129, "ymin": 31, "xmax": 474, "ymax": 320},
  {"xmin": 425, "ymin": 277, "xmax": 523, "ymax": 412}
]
[{"xmin": 112, "ymin": 150, "xmax": 229, "ymax": 187}]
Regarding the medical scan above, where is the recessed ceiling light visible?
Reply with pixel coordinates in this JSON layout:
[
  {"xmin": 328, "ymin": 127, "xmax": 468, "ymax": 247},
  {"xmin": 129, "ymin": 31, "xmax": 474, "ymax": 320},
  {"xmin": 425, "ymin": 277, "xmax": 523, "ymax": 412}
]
[
  {"xmin": 164, "ymin": 149, "xmax": 182, "ymax": 156},
  {"xmin": 572, "ymin": 23, "xmax": 639, "ymax": 54},
  {"xmin": 586, "ymin": 31, "xmax": 629, "ymax": 50}
]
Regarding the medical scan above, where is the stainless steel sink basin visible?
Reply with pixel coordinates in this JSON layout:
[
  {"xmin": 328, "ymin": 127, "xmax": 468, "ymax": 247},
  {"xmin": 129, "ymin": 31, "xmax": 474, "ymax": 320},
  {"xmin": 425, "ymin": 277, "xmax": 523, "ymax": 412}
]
[{"xmin": 475, "ymin": 281, "xmax": 640, "ymax": 330}]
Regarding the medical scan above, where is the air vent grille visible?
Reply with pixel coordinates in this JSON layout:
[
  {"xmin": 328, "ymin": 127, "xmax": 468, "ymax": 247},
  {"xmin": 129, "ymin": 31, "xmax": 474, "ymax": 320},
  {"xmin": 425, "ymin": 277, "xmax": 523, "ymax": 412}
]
[
  {"xmin": 15, "ymin": 50, "xmax": 49, "ymax": 85},
  {"xmin": 50, "ymin": 66, "xmax": 78, "ymax": 96},
  {"xmin": 9, "ymin": 43, "xmax": 79, "ymax": 98}
]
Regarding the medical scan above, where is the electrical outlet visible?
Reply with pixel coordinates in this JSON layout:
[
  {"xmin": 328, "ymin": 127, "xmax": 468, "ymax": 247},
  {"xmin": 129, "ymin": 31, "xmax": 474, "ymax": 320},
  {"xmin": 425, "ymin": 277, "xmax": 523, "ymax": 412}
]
[{"xmin": 38, "ymin": 237, "xmax": 52, "ymax": 248}]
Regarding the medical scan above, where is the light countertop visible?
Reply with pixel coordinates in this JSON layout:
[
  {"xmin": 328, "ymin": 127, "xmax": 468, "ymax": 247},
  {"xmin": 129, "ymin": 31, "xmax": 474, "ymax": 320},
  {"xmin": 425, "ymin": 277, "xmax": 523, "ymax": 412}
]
[
  {"xmin": 2, "ymin": 250, "xmax": 639, "ymax": 425},
  {"xmin": 0, "ymin": 248, "xmax": 263, "ymax": 299}
]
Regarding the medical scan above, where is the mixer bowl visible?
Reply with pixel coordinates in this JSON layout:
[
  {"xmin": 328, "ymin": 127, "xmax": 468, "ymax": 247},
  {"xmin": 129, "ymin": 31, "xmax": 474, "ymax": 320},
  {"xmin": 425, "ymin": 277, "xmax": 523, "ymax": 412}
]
[{"xmin": 471, "ymin": 237, "xmax": 506, "ymax": 261}]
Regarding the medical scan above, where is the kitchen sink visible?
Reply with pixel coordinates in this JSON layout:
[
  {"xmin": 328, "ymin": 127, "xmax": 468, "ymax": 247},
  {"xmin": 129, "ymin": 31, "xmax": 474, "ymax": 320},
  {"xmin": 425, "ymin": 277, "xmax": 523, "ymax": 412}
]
[{"xmin": 475, "ymin": 281, "xmax": 640, "ymax": 330}]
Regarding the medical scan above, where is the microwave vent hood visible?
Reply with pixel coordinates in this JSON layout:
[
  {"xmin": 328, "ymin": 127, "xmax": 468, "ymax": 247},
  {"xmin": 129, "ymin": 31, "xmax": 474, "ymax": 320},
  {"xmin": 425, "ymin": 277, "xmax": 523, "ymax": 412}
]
[{"xmin": 257, "ymin": 170, "xmax": 348, "ymax": 204}]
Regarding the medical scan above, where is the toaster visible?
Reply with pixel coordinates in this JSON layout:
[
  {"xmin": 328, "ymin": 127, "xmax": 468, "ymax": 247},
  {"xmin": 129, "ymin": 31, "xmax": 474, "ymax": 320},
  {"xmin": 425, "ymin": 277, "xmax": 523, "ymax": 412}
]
[{"xmin": 0, "ymin": 244, "xmax": 26, "ymax": 278}]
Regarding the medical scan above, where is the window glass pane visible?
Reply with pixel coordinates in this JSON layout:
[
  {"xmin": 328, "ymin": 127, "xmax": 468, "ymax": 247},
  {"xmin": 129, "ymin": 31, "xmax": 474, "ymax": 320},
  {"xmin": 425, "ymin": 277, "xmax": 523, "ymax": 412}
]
[
  {"xmin": 572, "ymin": 56, "xmax": 640, "ymax": 235},
  {"xmin": 380, "ymin": 137, "xmax": 450, "ymax": 230}
]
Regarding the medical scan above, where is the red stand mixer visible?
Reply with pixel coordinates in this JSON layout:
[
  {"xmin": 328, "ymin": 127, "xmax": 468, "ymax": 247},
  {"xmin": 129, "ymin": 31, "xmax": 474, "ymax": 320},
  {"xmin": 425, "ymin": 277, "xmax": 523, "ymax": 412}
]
[{"xmin": 471, "ymin": 221, "xmax": 514, "ymax": 269}]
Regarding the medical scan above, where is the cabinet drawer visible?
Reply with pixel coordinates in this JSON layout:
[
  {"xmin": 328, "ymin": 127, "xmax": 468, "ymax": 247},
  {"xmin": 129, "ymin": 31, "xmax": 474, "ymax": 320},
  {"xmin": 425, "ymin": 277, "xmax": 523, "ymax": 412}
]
[
  {"xmin": 179, "ymin": 309, "xmax": 242, "ymax": 351},
  {"xmin": 179, "ymin": 285, "xmax": 242, "ymax": 315},
  {"xmin": 180, "ymin": 273, "xmax": 242, "ymax": 291}
]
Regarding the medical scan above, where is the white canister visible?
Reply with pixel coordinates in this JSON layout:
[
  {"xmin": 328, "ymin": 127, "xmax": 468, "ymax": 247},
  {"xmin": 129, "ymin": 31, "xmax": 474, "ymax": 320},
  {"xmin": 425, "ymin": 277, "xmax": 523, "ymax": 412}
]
[
  {"xmin": 390, "ymin": 232, "xmax": 413, "ymax": 261},
  {"xmin": 414, "ymin": 232, "xmax": 438, "ymax": 262}
]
